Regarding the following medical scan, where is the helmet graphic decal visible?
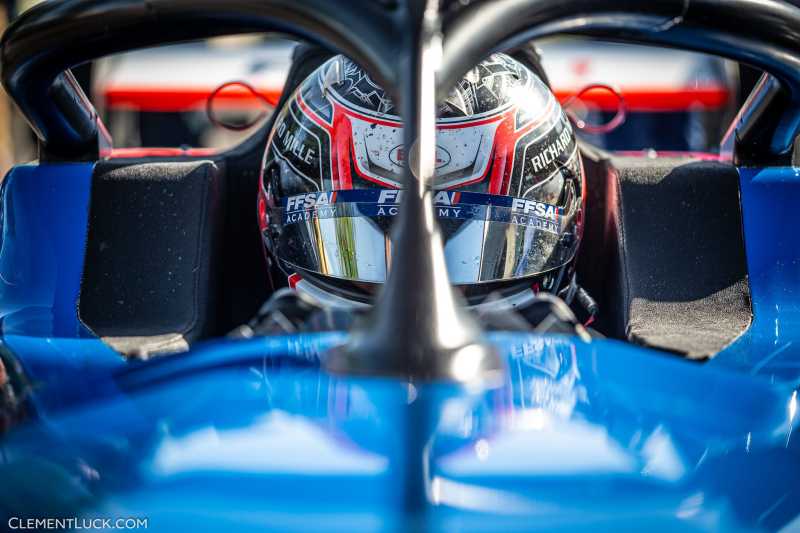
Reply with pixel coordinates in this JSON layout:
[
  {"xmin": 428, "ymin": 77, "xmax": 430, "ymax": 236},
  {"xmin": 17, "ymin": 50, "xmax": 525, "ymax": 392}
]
[{"xmin": 261, "ymin": 53, "xmax": 585, "ymax": 298}]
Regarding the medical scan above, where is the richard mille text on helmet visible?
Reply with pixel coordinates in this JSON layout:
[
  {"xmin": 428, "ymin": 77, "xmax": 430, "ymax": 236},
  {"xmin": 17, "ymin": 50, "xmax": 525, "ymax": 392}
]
[{"xmin": 259, "ymin": 53, "xmax": 585, "ymax": 305}]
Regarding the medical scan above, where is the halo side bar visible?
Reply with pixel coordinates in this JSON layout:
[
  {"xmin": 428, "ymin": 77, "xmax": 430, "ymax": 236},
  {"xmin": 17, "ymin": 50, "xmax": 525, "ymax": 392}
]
[
  {"xmin": 440, "ymin": 0, "xmax": 800, "ymax": 164},
  {"xmin": 1, "ymin": 0, "xmax": 401, "ymax": 160}
]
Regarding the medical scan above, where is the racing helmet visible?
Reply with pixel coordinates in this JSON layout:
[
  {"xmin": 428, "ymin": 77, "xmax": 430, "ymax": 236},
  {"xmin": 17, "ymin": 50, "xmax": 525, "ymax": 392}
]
[{"xmin": 259, "ymin": 53, "xmax": 584, "ymax": 307}]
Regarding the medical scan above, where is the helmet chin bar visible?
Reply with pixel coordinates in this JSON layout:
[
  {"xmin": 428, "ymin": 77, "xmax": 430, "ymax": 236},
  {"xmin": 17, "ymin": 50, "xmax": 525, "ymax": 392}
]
[{"xmin": 324, "ymin": 0, "xmax": 504, "ymax": 385}]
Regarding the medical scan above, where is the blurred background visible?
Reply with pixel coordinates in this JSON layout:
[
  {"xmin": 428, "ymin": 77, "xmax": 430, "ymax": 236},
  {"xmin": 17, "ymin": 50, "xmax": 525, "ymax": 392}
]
[{"xmin": 0, "ymin": 0, "xmax": 748, "ymax": 176}]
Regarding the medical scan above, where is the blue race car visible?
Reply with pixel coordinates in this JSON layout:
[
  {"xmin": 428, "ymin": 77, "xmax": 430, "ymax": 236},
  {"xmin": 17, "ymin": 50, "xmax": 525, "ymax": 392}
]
[{"xmin": 0, "ymin": 1, "xmax": 798, "ymax": 531}]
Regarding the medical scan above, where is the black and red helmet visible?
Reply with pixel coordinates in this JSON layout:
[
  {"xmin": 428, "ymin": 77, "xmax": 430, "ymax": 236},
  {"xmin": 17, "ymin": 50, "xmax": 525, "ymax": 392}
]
[{"xmin": 259, "ymin": 53, "xmax": 584, "ymax": 306}]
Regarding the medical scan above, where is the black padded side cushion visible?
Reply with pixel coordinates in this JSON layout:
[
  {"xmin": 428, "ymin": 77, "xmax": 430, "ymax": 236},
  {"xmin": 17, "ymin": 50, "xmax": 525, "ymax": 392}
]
[
  {"xmin": 610, "ymin": 157, "xmax": 752, "ymax": 359},
  {"xmin": 79, "ymin": 161, "xmax": 222, "ymax": 357}
]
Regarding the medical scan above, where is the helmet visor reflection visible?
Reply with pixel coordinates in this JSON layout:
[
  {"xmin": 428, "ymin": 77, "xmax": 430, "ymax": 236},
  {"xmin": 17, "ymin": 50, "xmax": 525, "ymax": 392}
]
[{"xmin": 269, "ymin": 189, "xmax": 579, "ymax": 284}]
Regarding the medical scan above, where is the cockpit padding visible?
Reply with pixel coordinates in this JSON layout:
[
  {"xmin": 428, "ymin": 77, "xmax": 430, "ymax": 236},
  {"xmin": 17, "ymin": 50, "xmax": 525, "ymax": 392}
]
[
  {"xmin": 79, "ymin": 161, "xmax": 223, "ymax": 358},
  {"xmin": 578, "ymin": 152, "xmax": 752, "ymax": 359}
]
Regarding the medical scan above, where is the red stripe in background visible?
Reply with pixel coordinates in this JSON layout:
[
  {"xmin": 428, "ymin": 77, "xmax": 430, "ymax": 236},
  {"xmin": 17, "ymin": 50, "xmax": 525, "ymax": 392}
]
[
  {"xmin": 103, "ymin": 86, "xmax": 283, "ymax": 112},
  {"xmin": 555, "ymin": 87, "xmax": 730, "ymax": 112},
  {"xmin": 105, "ymin": 85, "xmax": 731, "ymax": 114}
]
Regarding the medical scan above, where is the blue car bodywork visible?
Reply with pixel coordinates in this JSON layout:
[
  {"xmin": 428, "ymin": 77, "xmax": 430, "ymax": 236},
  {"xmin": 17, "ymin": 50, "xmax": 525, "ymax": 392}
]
[
  {"xmin": 4, "ymin": 0, "xmax": 800, "ymax": 530},
  {"xmin": 0, "ymin": 161, "xmax": 798, "ymax": 531}
]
